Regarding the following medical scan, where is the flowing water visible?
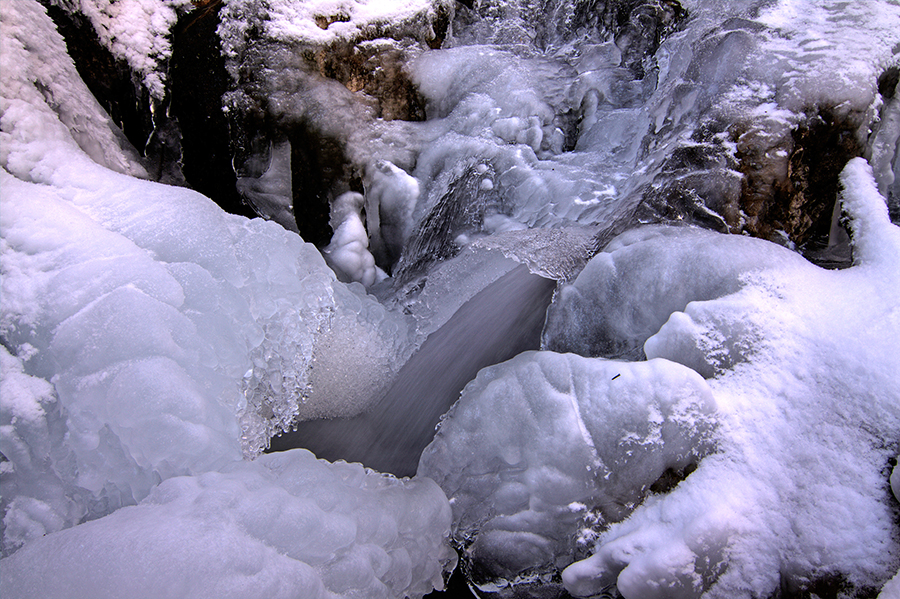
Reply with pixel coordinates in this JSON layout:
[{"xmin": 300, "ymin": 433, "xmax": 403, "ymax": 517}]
[{"xmin": 271, "ymin": 264, "xmax": 557, "ymax": 477}]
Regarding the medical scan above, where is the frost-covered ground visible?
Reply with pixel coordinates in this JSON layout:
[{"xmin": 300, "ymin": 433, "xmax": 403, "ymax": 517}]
[{"xmin": 2, "ymin": 0, "xmax": 900, "ymax": 598}]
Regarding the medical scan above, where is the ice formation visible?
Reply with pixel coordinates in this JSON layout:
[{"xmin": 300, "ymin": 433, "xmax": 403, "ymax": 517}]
[
  {"xmin": 1, "ymin": 449, "xmax": 454, "ymax": 599},
  {"xmin": 323, "ymin": 191, "xmax": 386, "ymax": 286},
  {"xmin": 419, "ymin": 354, "xmax": 718, "ymax": 595},
  {"xmin": 1, "ymin": 3, "xmax": 453, "ymax": 596},
  {"xmin": 3, "ymin": 0, "xmax": 900, "ymax": 597}
]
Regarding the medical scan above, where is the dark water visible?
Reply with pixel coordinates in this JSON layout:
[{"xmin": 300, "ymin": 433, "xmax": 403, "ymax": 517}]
[{"xmin": 269, "ymin": 264, "xmax": 557, "ymax": 477}]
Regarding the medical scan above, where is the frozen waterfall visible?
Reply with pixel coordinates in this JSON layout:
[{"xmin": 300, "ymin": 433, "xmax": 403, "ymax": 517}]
[{"xmin": 2, "ymin": 0, "xmax": 900, "ymax": 598}]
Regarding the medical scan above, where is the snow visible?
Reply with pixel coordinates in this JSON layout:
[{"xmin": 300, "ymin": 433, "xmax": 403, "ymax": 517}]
[
  {"xmin": 0, "ymin": 0, "xmax": 147, "ymax": 179},
  {"xmin": 227, "ymin": 0, "xmax": 454, "ymax": 47},
  {"xmin": 0, "ymin": 449, "xmax": 455, "ymax": 599},
  {"xmin": 542, "ymin": 225, "xmax": 807, "ymax": 362},
  {"xmin": 558, "ymin": 158, "xmax": 900, "ymax": 598},
  {"xmin": 3, "ymin": 0, "xmax": 900, "ymax": 597}
]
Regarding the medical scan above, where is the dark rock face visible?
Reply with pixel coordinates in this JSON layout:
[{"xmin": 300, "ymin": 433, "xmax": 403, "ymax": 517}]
[
  {"xmin": 170, "ymin": 2, "xmax": 256, "ymax": 219},
  {"xmin": 289, "ymin": 125, "xmax": 359, "ymax": 247}
]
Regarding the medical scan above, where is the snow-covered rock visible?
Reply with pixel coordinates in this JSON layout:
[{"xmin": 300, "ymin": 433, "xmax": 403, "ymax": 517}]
[
  {"xmin": 419, "ymin": 353, "xmax": 717, "ymax": 595},
  {"xmin": 560, "ymin": 158, "xmax": 900, "ymax": 598}
]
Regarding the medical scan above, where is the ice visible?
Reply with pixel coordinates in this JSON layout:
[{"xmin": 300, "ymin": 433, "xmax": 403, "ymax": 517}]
[
  {"xmin": 418, "ymin": 353, "xmax": 717, "ymax": 595},
  {"xmin": 560, "ymin": 159, "xmax": 900, "ymax": 598},
  {"xmin": 1, "ymin": 0, "xmax": 416, "ymax": 522},
  {"xmin": 0, "ymin": 346, "xmax": 82, "ymax": 556},
  {"xmin": 365, "ymin": 160, "xmax": 420, "ymax": 271},
  {"xmin": 323, "ymin": 191, "xmax": 385, "ymax": 286},
  {"xmin": 235, "ymin": 139, "xmax": 299, "ymax": 233},
  {"xmin": 0, "ymin": 449, "xmax": 455, "ymax": 599},
  {"xmin": 542, "ymin": 225, "xmax": 807, "ymax": 361}
]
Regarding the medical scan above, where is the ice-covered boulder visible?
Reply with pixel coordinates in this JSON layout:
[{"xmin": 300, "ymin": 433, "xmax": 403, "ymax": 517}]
[
  {"xmin": 0, "ymin": 449, "xmax": 455, "ymax": 599},
  {"xmin": 418, "ymin": 352, "xmax": 717, "ymax": 596}
]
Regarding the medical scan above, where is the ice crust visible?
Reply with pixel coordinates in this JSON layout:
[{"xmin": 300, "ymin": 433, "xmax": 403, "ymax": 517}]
[{"xmin": 418, "ymin": 353, "xmax": 717, "ymax": 593}]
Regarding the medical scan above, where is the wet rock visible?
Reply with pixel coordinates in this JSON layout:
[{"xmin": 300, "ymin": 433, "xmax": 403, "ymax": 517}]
[
  {"xmin": 170, "ymin": 1, "xmax": 255, "ymax": 218},
  {"xmin": 638, "ymin": 105, "xmax": 867, "ymax": 267}
]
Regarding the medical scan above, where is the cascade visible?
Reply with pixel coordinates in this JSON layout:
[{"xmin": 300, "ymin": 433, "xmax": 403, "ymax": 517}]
[{"xmin": 271, "ymin": 264, "xmax": 557, "ymax": 477}]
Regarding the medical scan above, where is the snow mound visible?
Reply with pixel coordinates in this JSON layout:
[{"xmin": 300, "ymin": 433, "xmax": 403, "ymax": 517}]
[
  {"xmin": 561, "ymin": 158, "xmax": 900, "ymax": 598},
  {"xmin": 0, "ymin": 449, "xmax": 455, "ymax": 599},
  {"xmin": 418, "ymin": 353, "xmax": 717, "ymax": 594}
]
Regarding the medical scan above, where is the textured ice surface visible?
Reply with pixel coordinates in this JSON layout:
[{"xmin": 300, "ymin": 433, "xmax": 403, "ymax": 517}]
[
  {"xmin": 0, "ymin": 449, "xmax": 455, "ymax": 599},
  {"xmin": 560, "ymin": 159, "xmax": 900, "ymax": 598},
  {"xmin": 1, "ymin": 0, "xmax": 415, "ymax": 538},
  {"xmin": 0, "ymin": 346, "xmax": 82, "ymax": 556},
  {"xmin": 418, "ymin": 353, "xmax": 717, "ymax": 595}
]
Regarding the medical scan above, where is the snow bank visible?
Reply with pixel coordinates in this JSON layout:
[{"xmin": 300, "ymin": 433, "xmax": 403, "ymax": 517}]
[
  {"xmin": 0, "ymin": 449, "xmax": 455, "ymax": 599},
  {"xmin": 559, "ymin": 158, "xmax": 900, "ymax": 598}
]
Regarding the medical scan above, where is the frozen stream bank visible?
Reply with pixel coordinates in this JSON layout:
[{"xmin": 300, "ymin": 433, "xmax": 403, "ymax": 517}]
[{"xmin": 2, "ymin": 1, "xmax": 900, "ymax": 598}]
